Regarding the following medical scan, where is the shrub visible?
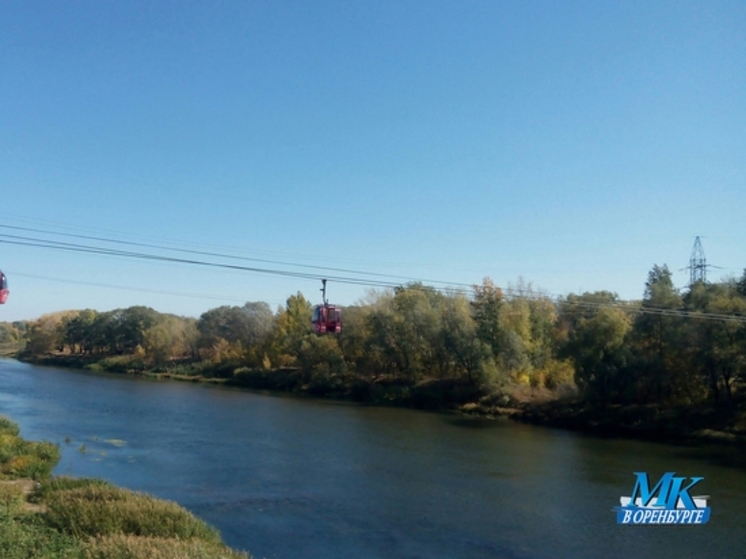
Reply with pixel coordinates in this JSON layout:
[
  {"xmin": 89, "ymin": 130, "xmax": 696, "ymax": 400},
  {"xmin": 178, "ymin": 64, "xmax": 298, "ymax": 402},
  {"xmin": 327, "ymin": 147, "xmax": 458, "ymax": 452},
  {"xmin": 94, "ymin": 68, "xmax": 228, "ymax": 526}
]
[
  {"xmin": 46, "ymin": 486, "xmax": 222, "ymax": 543},
  {"xmin": 542, "ymin": 359, "xmax": 576, "ymax": 390},
  {"xmin": 23, "ymin": 442, "xmax": 60, "ymax": 479},
  {"xmin": 0, "ymin": 416, "xmax": 20, "ymax": 437},
  {"xmin": 0, "ymin": 434, "xmax": 23, "ymax": 465},
  {"xmin": 90, "ymin": 355, "xmax": 147, "ymax": 373},
  {"xmin": 163, "ymin": 362, "xmax": 204, "ymax": 376},
  {"xmin": 1, "ymin": 456, "xmax": 31, "ymax": 477},
  {"xmin": 0, "ymin": 437, "xmax": 60, "ymax": 480}
]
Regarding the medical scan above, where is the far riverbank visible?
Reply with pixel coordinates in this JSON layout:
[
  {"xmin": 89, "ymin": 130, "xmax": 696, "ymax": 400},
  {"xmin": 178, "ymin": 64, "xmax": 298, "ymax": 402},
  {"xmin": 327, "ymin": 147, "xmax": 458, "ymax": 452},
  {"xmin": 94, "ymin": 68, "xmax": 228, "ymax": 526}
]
[{"xmin": 16, "ymin": 353, "xmax": 746, "ymax": 448}]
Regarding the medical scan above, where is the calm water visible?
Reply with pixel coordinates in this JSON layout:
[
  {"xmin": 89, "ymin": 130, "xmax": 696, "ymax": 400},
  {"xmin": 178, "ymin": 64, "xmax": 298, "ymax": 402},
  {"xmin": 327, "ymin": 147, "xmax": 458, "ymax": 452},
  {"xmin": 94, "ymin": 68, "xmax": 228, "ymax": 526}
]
[{"xmin": 1, "ymin": 358, "xmax": 745, "ymax": 559}]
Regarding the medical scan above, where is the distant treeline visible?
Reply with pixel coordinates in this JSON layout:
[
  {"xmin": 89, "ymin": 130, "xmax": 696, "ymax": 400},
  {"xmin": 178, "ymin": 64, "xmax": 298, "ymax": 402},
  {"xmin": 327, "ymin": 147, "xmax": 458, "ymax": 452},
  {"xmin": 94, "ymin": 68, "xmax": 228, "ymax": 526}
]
[{"xmin": 8, "ymin": 265, "xmax": 746, "ymax": 411}]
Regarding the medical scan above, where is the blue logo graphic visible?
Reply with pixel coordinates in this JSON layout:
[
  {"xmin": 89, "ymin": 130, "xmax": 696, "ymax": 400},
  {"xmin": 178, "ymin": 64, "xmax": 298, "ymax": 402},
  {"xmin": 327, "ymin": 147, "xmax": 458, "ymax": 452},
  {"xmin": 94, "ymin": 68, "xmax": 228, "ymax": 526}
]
[{"xmin": 615, "ymin": 472, "xmax": 710, "ymax": 525}]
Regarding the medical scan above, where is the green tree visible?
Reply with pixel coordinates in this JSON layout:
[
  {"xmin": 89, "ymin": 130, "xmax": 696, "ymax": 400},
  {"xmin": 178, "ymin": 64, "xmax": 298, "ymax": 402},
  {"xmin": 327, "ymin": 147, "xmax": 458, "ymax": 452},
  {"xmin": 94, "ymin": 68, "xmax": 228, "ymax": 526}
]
[
  {"xmin": 198, "ymin": 306, "xmax": 244, "ymax": 345},
  {"xmin": 441, "ymin": 293, "xmax": 498, "ymax": 387},
  {"xmin": 123, "ymin": 307, "xmax": 159, "ymax": 352},
  {"xmin": 632, "ymin": 265, "xmax": 686, "ymax": 403},
  {"xmin": 298, "ymin": 334, "xmax": 347, "ymax": 393},
  {"xmin": 0, "ymin": 322, "xmax": 21, "ymax": 344},
  {"xmin": 683, "ymin": 281, "xmax": 746, "ymax": 405},
  {"xmin": 386, "ymin": 284, "xmax": 442, "ymax": 380},
  {"xmin": 496, "ymin": 293, "xmax": 533, "ymax": 382},
  {"xmin": 63, "ymin": 309, "xmax": 99, "ymax": 353},
  {"xmin": 337, "ymin": 305, "xmax": 369, "ymax": 375},
  {"xmin": 526, "ymin": 295, "xmax": 559, "ymax": 384},
  {"xmin": 559, "ymin": 292, "xmax": 632, "ymax": 403},
  {"xmin": 736, "ymin": 269, "xmax": 746, "ymax": 298},
  {"xmin": 266, "ymin": 293, "xmax": 313, "ymax": 365},
  {"xmin": 197, "ymin": 302, "xmax": 273, "ymax": 363},
  {"xmin": 102, "ymin": 307, "xmax": 160, "ymax": 354},
  {"xmin": 240, "ymin": 302, "xmax": 274, "ymax": 346},
  {"xmin": 142, "ymin": 315, "xmax": 199, "ymax": 366},
  {"xmin": 471, "ymin": 278, "xmax": 503, "ymax": 357},
  {"xmin": 90, "ymin": 311, "xmax": 116, "ymax": 353},
  {"xmin": 569, "ymin": 307, "xmax": 632, "ymax": 404}
]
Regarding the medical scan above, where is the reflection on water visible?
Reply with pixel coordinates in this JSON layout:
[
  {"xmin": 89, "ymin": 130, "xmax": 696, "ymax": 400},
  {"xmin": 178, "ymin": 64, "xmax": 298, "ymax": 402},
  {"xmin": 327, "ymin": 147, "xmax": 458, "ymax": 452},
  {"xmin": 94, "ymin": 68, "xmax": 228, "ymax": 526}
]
[{"xmin": 1, "ymin": 358, "xmax": 745, "ymax": 559}]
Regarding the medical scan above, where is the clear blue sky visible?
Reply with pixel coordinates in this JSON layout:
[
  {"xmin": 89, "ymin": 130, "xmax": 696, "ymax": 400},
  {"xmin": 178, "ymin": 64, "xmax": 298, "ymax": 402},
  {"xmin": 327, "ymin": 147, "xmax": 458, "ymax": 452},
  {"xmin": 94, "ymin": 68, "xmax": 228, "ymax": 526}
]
[{"xmin": 2, "ymin": 0, "xmax": 744, "ymax": 322}]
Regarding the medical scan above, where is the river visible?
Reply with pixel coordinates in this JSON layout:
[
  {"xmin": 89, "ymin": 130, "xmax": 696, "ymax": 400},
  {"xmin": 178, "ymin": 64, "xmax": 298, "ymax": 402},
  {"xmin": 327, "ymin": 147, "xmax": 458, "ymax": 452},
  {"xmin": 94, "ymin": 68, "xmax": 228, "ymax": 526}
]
[{"xmin": 0, "ymin": 358, "xmax": 744, "ymax": 558}]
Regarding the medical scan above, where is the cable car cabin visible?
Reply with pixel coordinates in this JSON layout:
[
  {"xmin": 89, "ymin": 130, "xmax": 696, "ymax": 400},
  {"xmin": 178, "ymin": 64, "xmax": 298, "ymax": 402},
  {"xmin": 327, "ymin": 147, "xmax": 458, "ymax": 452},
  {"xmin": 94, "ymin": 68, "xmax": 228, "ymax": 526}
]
[
  {"xmin": 312, "ymin": 305, "xmax": 341, "ymax": 334},
  {"xmin": 0, "ymin": 271, "xmax": 8, "ymax": 304}
]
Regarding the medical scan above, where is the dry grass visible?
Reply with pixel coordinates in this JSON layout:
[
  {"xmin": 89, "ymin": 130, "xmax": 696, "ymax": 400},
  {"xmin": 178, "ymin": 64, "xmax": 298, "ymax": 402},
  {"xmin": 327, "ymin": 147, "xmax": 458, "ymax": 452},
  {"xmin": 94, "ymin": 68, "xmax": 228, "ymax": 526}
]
[
  {"xmin": 81, "ymin": 534, "xmax": 251, "ymax": 559},
  {"xmin": 45, "ymin": 485, "xmax": 222, "ymax": 542}
]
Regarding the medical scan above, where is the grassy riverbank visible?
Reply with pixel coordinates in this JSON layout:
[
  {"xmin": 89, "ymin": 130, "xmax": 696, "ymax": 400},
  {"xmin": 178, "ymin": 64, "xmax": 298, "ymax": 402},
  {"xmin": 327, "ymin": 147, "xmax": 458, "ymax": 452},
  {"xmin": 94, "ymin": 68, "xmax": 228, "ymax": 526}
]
[{"xmin": 0, "ymin": 414, "xmax": 250, "ymax": 559}]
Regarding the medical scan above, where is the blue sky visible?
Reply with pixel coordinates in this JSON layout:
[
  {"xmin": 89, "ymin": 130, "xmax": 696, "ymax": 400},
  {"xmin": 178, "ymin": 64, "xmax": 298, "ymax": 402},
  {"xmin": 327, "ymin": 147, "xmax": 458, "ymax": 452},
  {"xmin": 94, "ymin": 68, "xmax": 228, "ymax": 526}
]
[{"xmin": 1, "ymin": 0, "xmax": 744, "ymax": 322}]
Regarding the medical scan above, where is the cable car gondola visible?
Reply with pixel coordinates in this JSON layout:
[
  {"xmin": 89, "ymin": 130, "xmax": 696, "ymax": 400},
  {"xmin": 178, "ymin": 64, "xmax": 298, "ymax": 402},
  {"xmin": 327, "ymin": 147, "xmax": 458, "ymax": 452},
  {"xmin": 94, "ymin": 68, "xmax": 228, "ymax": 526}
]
[
  {"xmin": 312, "ymin": 279, "xmax": 341, "ymax": 334},
  {"xmin": 0, "ymin": 271, "xmax": 8, "ymax": 304}
]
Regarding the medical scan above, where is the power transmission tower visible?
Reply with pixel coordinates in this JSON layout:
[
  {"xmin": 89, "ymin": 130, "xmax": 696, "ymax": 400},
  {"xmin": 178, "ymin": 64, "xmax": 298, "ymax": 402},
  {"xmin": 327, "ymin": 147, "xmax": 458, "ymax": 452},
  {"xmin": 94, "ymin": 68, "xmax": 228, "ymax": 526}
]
[{"xmin": 687, "ymin": 236, "xmax": 707, "ymax": 287}]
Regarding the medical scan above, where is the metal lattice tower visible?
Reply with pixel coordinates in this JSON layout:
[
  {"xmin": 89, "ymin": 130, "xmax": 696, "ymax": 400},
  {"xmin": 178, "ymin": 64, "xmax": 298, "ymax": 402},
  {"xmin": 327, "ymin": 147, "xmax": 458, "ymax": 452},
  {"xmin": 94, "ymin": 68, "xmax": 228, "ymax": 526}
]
[{"xmin": 688, "ymin": 236, "xmax": 707, "ymax": 287}]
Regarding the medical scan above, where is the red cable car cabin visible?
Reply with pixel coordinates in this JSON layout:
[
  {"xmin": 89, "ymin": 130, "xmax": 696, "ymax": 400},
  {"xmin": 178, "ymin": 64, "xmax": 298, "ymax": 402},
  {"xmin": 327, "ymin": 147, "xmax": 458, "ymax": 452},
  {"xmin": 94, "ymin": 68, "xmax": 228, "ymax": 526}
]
[
  {"xmin": 312, "ymin": 304, "xmax": 341, "ymax": 334},
  {"xmin": 0, "ymin": 271, "xmax": 8, "ymax": 304}
]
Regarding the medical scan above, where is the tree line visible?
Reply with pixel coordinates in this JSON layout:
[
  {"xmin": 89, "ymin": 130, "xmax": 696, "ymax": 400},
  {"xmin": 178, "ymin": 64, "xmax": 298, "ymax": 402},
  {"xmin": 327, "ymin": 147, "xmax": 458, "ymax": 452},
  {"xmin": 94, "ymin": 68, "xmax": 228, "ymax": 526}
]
[{"xmin": 13, "ymin": 265, "xmax": 746, "ymax": 410}]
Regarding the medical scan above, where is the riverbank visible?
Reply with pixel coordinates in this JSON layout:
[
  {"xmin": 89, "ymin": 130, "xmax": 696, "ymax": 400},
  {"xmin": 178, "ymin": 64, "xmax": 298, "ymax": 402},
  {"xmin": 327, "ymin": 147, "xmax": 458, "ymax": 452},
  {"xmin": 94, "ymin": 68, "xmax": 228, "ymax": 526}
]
[
  {"xmin": 515, "ymin": 399, "xmax": 746, "ymax": 446},
  {"xmin": 0, "ymin": 413, "xmax": 251, "ymax": 559},
  {"xmin": 20, "ymin": 352, "xmax": 503, "ymax": 411},
  {"xmin": 16, "ymin": 353, "xmax": 746, "ymax": 448}
]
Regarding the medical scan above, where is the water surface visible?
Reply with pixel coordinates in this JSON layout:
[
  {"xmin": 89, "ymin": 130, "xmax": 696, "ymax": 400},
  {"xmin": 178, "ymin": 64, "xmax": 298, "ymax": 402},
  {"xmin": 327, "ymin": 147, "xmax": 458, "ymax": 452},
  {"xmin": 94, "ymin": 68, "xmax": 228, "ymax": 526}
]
[{"xmin": 1, "ymin": 358, "xmax": 744, "ymax": 558}]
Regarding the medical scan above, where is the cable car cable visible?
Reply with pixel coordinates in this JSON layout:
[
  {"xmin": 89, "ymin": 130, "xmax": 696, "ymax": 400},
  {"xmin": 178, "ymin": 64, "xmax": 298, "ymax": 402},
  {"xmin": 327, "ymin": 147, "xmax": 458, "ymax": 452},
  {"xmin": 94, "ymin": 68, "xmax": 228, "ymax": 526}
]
[
  {"xmin": 1, "ymin": 234, "xmax": 744, "ymax": 324},
  {"xmin": 0, "ymin": 224, "xmax": 474, "ymax": 289}
]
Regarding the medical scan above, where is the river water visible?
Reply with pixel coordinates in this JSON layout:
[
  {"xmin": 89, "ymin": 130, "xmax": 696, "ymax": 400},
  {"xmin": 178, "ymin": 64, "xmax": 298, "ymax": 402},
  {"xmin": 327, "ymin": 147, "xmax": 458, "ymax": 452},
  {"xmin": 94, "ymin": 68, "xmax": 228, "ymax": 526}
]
[{"xmin": 0, "ymin": 358, "xmax": 744, "ymax": 558}]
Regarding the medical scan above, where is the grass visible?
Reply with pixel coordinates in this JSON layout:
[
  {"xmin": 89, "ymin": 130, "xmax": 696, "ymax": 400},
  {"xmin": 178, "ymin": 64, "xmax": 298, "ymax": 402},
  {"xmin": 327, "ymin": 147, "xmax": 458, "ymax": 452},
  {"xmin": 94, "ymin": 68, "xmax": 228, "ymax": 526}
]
[
  {"xmin": 0, "ymin": 415, "xmax": 252, "ymax": 559},
  {"xmin": 45, "ymin": 485, "xmax": 222, "ymax": 542},
  {"xmin": 80, "ymin": 534, "xmax": 249, "ymax": 559},
  {"xmin": 0, "ymin": 483, "xmax": 25, "ymax": 517},
  {"xmin": 0, "ymin": 512, "xmax": 81, "ymax": 559},
  {"xmin": 29, "ymin": 476, "xmax": 112, "ymax": 504}
]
